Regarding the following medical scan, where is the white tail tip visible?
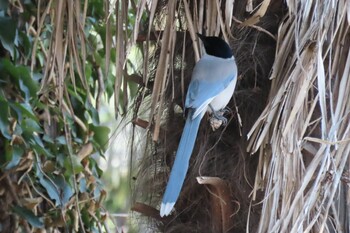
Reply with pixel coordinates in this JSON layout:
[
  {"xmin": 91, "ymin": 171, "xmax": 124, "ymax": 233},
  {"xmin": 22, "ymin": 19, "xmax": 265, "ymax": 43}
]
[{"xmin": 160, "ymin": 202, "xmax": 175, "ymax": 217}]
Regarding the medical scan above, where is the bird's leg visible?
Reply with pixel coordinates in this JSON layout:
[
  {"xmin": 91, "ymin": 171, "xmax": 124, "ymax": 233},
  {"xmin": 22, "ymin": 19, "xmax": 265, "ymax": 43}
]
[
  {"xmin": 221, "ymin": 106, "xmax": 233, "ymax": 115},
  {"xmin": 208, "ymin": 104, "xmax": 228, "ymax": 129}
]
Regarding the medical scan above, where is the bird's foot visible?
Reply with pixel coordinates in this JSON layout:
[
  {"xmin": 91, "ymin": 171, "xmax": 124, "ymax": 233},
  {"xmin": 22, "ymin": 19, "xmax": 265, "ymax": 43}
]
[
  {"xmin": 221, "ymin": 107, "xmax": 232, "ymax": 115},
  {"xmin": 209, "ymin": 105, "xmax": 230, "ymax": 130}
]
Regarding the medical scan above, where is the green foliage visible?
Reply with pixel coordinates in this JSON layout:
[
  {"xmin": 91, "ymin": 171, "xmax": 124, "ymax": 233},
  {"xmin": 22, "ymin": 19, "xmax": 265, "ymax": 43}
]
[
  {"xmin": 0, "ymin": 59, "xmax": 39, "ymax": 100},
  {"xmin": 0, "ymin": 1, "xmax": 126, "ymax": 232},
  {"xmin": 12, "ymin": 206, "xmax": 44, "ymax": 228},
  {"xmin": 0, "ymin": 16, "xmax": 16, "ymax": 57}
]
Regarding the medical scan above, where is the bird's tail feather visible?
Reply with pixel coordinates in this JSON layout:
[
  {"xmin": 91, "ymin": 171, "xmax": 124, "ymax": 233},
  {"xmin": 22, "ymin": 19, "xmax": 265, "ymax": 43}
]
[{"xmin": 160, "ymin": 110, "xmax": 202, "ymax": 217}]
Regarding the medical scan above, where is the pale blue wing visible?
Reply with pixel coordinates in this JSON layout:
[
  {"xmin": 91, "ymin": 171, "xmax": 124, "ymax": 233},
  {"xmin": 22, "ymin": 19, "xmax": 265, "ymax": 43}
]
[{"xmin": 185, "ymin": 55, "xmax": 237, "ymax": 118}]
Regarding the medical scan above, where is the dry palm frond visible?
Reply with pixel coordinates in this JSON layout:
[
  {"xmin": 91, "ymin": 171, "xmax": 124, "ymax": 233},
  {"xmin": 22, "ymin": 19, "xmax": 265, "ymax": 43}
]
[
  {"xmin": 115, "ymin": 0, "xmax": 128, "ymax": 115},
  {"xmin": 247, "ymin": 0, "xmax": 350, "ymax": 232}
]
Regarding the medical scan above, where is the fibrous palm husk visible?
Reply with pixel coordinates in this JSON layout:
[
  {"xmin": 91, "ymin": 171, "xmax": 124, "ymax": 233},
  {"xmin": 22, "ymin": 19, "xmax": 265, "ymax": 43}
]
[{"xmin": 247, "ymin": 0, "xmax": 350, "ymax": 232}]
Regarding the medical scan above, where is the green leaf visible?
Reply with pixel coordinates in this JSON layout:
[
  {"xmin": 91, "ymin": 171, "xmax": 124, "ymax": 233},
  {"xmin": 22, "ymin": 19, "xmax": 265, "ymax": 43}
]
[
  {"xmin": 42, "ymin": 134, "xmax": 54, "ymax": 144},
  {"xmin": 55, "ymin": 136, "xmax": 67, "ymax": 145},
  {"xmin": 17, "ymin": 31, "xmax": 31, "ymax": 58},
  {"xmin": 79, "ymin": 177, "xmax": 87, "ymax": 193},
  {"xmin": 90, "ymin": 124, "xmax": 110, "ymax": 151},
  {"xmin": 56, "ymin": 153, "xmax": 65, "ymax": 167},
  {"xmin": 17, "ymin": 67, "xmax": 39, "ymax": 100},
  {"xmin": 51, "ymin": 175, "xmax": 74, "ymax": 206},
  {"xmin": 10, "ymin": 102, "xmax": 37, "ymax": 123},
  {"xmin": 22, "ymin": 118, "xmax": 43, "ymax": 134},
  {"xmin": 5, "ymin": 145, "xmax": 24, "ymax": 170},
  {"xmin": 91, "ymin": 159, "xmax": 104, "ymax": 177},
  {"xmin": 88, "ymin": 0, "xmax": 104, "ymax": 20},
  {"xmin": 39, "ymin": 176, "xmax": 61, "ymax": 206},
  {"xmin": 0, "ymin": 16, "xmax": 16, "ymax": 57},
  {"xmin": 32, "ymin": 134, "xmax": 45, "ymax": 148},
  {"xmin": 19, "ymin": 78, "xmax": 31, "ymax": 101},
  {"xmin": 0, "ymin": 59, "xmax": 39, "ymax": 99},
  {"xmin": 0, "ymin": 97, "xmax": 10, "ymax": 139},
  {"xmin": 81, "ymin": 207, "xmax": 91, "ymax": 227},
  {"xmin": 30, "ymin": 135, "xmax": 52, "ymax": 157},
  {"xmin": 105, "ymin": 71, "xmax": 116, "ymax": 99},
  {"xmin": 12, "ymin": 206, "xmax": 44, "ymax": 228},
  {"xmin": 0, "ymin": 0, "xmax": 9, "ymax": 11},
  {"xmin": 85, "ymin": 62, "xmax": 92, "ymax": 81},
  {"xmin": 12, "ymin": 121, "xmax": 23, "ymax": 135},
  {"xmin": 93, "ymin": 50, "xmax": 102, "ymax": 66},
  {"xmin": 64, "ymin": 155, "xmax": 84, "ymax": 175},
  {"xmin": 67, "ymin": 85, "xmax": 84, "ymax": 105},
  {"xmin": 36, "ymin": 160, "xmax": 62, "ymax": 206},
  {"xmin": 85, "ymin": 100, "xmax": 99, "ymax": 125},
  {"xmin": 128, "ymin": 79, "xmax": 139, "ymax": 99},
  {"xmin": 36, "ymin": 51, "xmax": 45, "ymax": 67}
]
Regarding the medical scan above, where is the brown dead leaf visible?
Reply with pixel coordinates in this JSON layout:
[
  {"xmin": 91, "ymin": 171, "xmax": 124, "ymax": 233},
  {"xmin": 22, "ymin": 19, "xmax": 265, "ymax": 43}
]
[
  {"xmin": 241, "ymin": 0, "xmax": 271, "ymax": 26},
  {"xmin": 77, "ymin": 143, "xmax": 93, "ymax": 162},
  {"xmin": 22, "ymin": 197, "xmax": 43, "ymax": 210},
  {"xmin": 197, "ymin": 176, "xmax": 234, "ymax": 233}
]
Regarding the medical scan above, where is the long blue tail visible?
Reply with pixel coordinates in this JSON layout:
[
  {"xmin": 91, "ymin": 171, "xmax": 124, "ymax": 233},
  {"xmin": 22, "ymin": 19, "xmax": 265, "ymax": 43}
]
[{"xmin": 160, "ymin": 110, "xmax": 202, "ymax": 217}]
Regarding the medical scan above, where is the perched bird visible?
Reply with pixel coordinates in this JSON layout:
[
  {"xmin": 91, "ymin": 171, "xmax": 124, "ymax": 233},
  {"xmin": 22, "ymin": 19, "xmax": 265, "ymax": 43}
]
[{"xmin": 160, "ymin": 33, "xmax": 238, "ymax": 217}]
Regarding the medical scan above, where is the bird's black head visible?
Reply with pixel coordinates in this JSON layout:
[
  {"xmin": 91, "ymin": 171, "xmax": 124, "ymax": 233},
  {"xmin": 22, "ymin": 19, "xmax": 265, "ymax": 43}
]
[{"xmin": 197, "ymin": 33, "xmax": 233, "ymax": 59}]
